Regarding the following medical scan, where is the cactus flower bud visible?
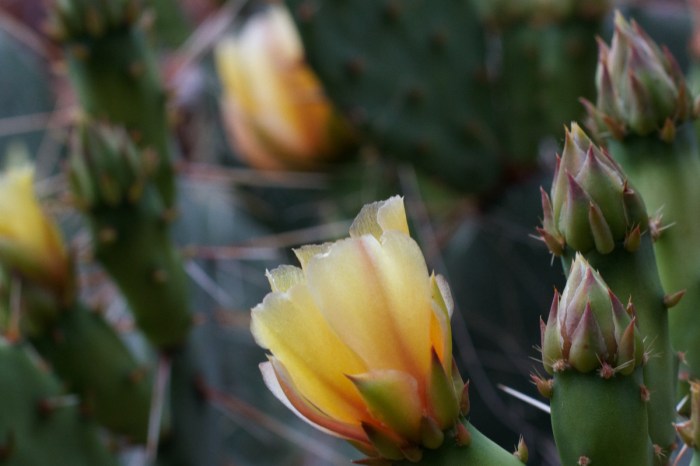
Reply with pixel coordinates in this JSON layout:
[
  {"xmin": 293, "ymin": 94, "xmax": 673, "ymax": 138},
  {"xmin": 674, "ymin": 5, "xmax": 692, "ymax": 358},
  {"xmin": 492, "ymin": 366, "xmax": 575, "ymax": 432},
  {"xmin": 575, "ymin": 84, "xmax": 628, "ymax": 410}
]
[
  {"xmin": 252, "ymin": 197, "xmax": 463, "ymax": 461},
  {"xmin": 539, "ymin": 123, "xmax": 648, "ymax": 255},
  {"xmin": 542, "ymin": 254, "xmax": 644, "ymax": 375},
  {"xmin": 585, "ymin": 11, "xmax": 694, "ymax": 139},
  {"xmin": 0, "ymin": 166, "xmax": 69, "ymax": 294},
  {"xmin": 215, "ymin": 4, "xmax": 353, "ymax": 170},
  {"xmin": 69, "ymin": 122, "xmax": 157, "ymax": 210}
]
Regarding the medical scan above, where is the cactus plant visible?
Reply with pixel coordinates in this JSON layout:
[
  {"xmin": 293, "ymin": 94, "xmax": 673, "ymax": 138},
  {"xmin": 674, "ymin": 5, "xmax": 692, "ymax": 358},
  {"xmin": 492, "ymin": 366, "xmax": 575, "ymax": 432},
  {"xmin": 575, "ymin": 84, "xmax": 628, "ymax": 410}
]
[
  {"xmin": 68, "ymin": 121, "xmax": 191, "ymax": 349},
  {"xmin": 281, "ymin": 0, "xmax": 502, "ymax": 193},
  {"xmin": 0, "ymin": 163, "xmax": 153, "ymax": 441},
  {"xmin": 473, "ymin": 0, "xmax": 610, "ymax": 162},
  {"xmin": 539, "ymin": 254, "xmax": 652, "ymax": 466},
  {"xmin": 5, "ymin": 2, "xmax": 700, "ymax": 466},
  {"xmin": 538, "ymin": 123, "xmax": 677, "ymax": 461},
  {"xmin": 586, "ymin": 11, "xmax": 700, "ymax": 408},
  {"xmin": 49, "ymin": 0, "xmax": 176, "ymax": 207},
  {"xmin": 0, "ymin": 340, "xmax": 118, "ymax": 466}
]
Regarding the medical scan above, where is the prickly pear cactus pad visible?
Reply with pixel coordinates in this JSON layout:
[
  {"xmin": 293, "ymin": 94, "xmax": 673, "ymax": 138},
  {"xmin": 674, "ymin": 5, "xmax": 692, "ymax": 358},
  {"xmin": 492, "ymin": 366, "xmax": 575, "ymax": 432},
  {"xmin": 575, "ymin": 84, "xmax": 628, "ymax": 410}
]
[
  {"xmin": 50, "ymin": 0, "xmax": 176, "ymax": 207},
  {"xmin": 0, "ymin": 342, "xmax": 117, "ymax": 466},
  {"xmin": 539, "ymin": 123, "xmax": 677, "ymax": 462},
  {"xmin": 539, "ymin": 255, "xmax": 654, "ymax": 466},
  {"xmin": 282, "ymin": 0, "xmax": 502, "ymax": 193}
]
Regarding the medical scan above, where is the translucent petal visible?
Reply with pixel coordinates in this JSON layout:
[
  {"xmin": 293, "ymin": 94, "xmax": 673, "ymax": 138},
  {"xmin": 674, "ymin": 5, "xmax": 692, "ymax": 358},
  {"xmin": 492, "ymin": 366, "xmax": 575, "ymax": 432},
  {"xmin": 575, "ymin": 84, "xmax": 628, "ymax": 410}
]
[
  {"xmin": 293, "ymin": 242, "xmax": 333, "ymax": 269},
  {"xmin": 251, "ymin": 284, "xmax": 368, "ymax": 422},
  {"xmin": 266, "ymin": 265, "xmax": 304, "ymax": 293},
  {"xmin": 305, "ymin": 232, "xmax": 432, "ymax": 380},
  {"xmin": 260, "ymin": 360, "xmax": 368, "ymax": 443},
  {"xmin": 349, "ymin": 196, "xmax": 408, "ymax": 239}
]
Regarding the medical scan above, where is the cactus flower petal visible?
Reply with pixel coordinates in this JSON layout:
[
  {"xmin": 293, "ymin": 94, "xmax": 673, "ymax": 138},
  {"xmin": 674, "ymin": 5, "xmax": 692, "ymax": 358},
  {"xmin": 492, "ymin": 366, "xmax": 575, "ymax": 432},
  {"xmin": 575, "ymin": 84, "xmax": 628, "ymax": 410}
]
[
  {"xmin": 0, "ymin": 165, "xmax": 69, "ymax": 293},
  {"xmin": 215, "ymin": 4, "xmax": 352, "ymax": 169}
]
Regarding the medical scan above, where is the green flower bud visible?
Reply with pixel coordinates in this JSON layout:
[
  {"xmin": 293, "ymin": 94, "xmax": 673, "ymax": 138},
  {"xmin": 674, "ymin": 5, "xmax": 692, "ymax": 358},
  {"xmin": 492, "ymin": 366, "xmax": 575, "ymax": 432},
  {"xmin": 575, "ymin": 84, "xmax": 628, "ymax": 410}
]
[
  {"xmin": 539, "ymin": 123, "xmax": 648, "ymax": 255},
  {"xmin": 541, "ymin": 254, "xmax": 645, "ymax": 375},
  {"xmin": 585, "ymin": 11, "xmax": 694, "ymax": 139},
  {"xmin": 69, "ymin": 122, "xmax": 158, "ymax": 211}
]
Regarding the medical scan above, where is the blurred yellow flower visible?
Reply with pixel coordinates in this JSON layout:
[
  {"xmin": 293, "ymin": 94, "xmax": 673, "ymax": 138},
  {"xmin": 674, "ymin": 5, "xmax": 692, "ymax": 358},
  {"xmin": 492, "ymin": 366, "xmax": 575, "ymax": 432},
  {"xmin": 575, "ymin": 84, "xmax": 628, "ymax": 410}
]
[
  {"xmin": 214, "ymin": 4, "xmax": 352, "ymax": 170},
  {"xmin": 0, "ymin": 166, "xmax": 69, "ymax": 292},
  {"xmin": 251, "ymin": 197, "xmax": 463, "ymax": 461}
]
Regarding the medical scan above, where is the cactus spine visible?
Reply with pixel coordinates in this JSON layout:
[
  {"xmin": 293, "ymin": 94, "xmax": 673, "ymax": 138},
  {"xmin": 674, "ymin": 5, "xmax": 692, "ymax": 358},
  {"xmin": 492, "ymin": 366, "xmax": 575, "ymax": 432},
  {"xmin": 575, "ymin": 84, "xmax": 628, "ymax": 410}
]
[{"xmin": 539, "ymin": 123, "xmax": 677, "ymax": 460}]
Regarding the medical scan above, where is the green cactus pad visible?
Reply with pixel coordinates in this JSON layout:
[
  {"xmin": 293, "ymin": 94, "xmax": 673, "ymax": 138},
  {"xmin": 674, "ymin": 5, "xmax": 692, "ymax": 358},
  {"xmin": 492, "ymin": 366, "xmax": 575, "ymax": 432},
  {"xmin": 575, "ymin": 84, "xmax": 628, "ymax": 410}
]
[
  {"xmin": 562, "ymin": 238, "xmax": 677, "ymax": 459},
  {"xmin": 69, "ymin": 122, "xmax": 191, "ymax": 349},
  {"xmin": 607, "ymin": 125, "xmax": 700, "ymax": 381},
  {"xmin": 283, "ymin": 0, "xmax": 501, "ymax": 193},
  {"xmin": 59, "ymin": 4, "xmax": 175, "ymax": 207},
  {"xmin": 86, "ymin": 192, "xmax": 192, "ymax": 349},
  {"xmin": 551, "ymin": 370, "xmax": 654, "ymax": 466},
  {"xmin": 31, "ymin": 303, "xmax": 153, "ymax": 442},
  {"xmin": 0, "ymin": 343, "xmax": 117, "ymax": 466}
]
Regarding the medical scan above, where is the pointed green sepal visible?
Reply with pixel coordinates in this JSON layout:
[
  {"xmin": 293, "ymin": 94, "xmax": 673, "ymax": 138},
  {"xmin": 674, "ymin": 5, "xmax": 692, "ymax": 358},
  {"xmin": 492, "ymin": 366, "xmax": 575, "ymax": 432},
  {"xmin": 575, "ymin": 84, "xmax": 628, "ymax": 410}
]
[
  {"xmin": 361, "ymin": 422, "xmax": 407, "ymax": 462},
  {"xmin": 427, "ymin": 349, "xmax": 459, "ymax": 428},
  {"xmin": 588, "ymin": 202, "xmax": 615, "ymax": 254},
  {"xmin": 419, "ymin": 416, "xmax": 445, "ymax": 450},
  {"xmin": 350, "ymin": 370, "xmax": 422, "ymax": 442},
  {"xmin": 568, "ymin": 304, "xmax": 607, "ymax": 372}
]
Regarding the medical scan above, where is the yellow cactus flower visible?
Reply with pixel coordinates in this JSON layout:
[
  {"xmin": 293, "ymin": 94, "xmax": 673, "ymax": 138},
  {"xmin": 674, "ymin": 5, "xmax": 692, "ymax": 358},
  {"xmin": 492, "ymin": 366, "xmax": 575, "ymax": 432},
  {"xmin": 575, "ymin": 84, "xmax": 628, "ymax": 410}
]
[
  {"xmin": 0, "ymin": 166, "xmax": 69, "ymax": 293},
  {"xmin": 251, "ymin": 197, "xmax": 463, "ymax": 461},
  {"xmin": 214, "ymin": 4, "xmax": 352, "ymax": 170}
]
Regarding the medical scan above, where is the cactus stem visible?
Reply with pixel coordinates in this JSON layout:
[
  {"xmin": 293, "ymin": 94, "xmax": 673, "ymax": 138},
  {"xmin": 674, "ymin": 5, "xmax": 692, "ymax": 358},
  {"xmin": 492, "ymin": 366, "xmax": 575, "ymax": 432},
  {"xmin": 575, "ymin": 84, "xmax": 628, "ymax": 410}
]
[{"xmin": 663, "ymin": 289, "xmax": 686, "ymax": 308}]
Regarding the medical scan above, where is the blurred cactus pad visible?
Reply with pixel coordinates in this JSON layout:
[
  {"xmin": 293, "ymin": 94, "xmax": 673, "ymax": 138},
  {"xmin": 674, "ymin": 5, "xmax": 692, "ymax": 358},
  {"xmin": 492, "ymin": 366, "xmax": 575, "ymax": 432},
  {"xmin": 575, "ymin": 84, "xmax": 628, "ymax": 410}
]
[{"xmin": 2, "ymin": 1, "xmax": 700, "ymax": 466}]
